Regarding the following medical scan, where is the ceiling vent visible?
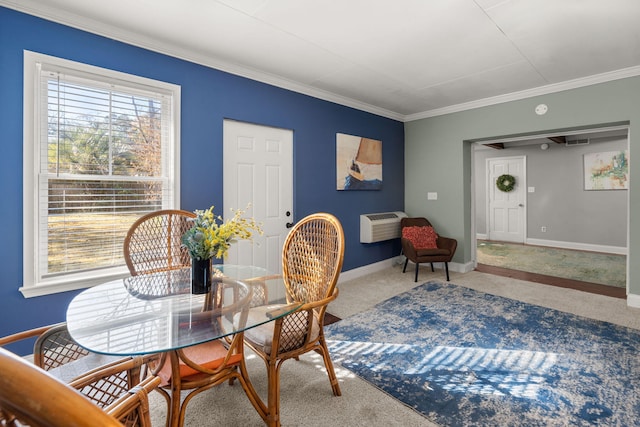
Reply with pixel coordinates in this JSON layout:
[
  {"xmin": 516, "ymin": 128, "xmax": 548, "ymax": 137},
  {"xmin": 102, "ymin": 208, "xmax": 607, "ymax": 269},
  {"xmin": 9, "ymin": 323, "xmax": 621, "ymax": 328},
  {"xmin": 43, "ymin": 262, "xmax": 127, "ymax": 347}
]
[
  {"xmin": 360, "ymin": 211, "xmax": 407, "ymax": 243},
  {"xmin": 566, "ymin": 138, "xmax": 590, "ymax": 146}
]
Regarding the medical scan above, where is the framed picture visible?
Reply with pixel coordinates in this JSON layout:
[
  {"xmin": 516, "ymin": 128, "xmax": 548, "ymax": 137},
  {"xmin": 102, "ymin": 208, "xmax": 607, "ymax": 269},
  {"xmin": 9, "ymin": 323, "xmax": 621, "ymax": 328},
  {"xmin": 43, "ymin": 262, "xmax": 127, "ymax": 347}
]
[
  {"xmin": 336, "ymin": 133, "xmax": 383, "ymax": 190},
  {"xmin": 583, "ymin": 150, "xmax": 629, "ymax": 190}
]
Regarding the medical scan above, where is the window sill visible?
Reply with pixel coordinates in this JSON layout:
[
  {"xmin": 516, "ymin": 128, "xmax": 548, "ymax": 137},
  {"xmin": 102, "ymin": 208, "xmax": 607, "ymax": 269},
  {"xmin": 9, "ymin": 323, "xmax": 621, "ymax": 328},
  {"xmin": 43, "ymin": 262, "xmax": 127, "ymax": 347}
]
[{"xmin": 20, "ymin": 268, "xmax": 130, "ymax": 298}]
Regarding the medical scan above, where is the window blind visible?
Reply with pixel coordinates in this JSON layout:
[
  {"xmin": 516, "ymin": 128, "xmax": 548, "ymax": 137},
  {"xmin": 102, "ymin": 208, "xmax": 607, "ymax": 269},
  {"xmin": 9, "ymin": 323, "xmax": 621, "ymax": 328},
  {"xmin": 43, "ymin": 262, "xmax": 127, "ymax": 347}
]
[{"xmin": 38, "ymin": 67, "xmax": 172, "ymax": 277}]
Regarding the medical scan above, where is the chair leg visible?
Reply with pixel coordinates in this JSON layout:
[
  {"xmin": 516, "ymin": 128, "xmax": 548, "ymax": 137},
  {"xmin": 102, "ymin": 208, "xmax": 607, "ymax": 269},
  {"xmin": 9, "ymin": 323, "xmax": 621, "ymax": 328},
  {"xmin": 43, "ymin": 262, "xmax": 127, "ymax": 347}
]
[
  {"xmin": 403, "ymin": 257, "xmax": 408, "ymax": 273},
  {"xmin": 318, "ymin": 337, "xmax": 342, "ymax": 397},
  {"xmin": 414, "ymin": 263, "xmax": 419, "ymax": 282},
  {"xmin": 445, "ymin": 262, "xmax": 450, "ymax": 281},
  {"xmin": 266, "ymin": 359, "xmax": 281, "ymax": 427},
  {"xmin": 430, "ymin": 262, "xmax": 435, "ymax": 272}
]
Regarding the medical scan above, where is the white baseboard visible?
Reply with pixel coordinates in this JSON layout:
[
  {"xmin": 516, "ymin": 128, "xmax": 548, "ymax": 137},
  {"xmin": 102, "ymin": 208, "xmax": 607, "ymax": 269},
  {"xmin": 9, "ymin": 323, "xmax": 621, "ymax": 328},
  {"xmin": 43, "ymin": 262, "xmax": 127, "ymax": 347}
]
[
  {"xmin": 338, "ymin": 258, "xmax": 399, "ymax": 283},
  {"xmin": 454, "ymin": 261, "xmax": 475, "ymax": 273},
  {"xmin": 627, "ymin": 293, "xmax": 640, "ymax": 308},
  {"xmin": 525, "ymin": 238, "xmax": 627, "ymax": 255},
  {"xmin": 476, "ymin": 234, "xmax": 627, "ymax": 255},
  {"xmin": 342, "ymin": 257, "xmax": 636, "ymax": 307},
  {"xmin": 340, "ymin": 257, "xmax": 473, "ymax": 283}
]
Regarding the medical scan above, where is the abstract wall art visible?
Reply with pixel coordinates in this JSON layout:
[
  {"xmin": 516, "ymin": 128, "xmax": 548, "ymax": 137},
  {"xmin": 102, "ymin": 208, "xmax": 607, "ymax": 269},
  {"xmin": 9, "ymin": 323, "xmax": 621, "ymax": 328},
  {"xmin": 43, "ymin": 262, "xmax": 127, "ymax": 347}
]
[
  {"xmin": 583, "ymin": 150, "xmax": 629, "ymax": 190},
  {"xmin": 336, "ymin": 133, "xmax": 382, "ymax": 190}
]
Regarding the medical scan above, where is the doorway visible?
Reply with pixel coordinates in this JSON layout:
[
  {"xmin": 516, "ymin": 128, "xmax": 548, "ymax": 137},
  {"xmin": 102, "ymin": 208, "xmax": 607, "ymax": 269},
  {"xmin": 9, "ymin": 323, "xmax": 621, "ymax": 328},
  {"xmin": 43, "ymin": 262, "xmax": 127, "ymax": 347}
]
[
  {"xmin": 223, "ymin": 119, "xmax": 293, "ymax": 274},
  {"xmin": 472, "ymin": 126, "xmax": 629, "ymax": 297},
  {"xmin": 486, "ymin": 156, "xmax": 526, "ymax": 243}
]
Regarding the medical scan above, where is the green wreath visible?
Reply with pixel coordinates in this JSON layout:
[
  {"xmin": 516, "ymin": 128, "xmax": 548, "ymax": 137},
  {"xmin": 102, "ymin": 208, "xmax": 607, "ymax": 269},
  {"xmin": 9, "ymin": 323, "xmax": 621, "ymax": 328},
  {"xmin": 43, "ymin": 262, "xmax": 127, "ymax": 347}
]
[{"xmin": 496, "ymin": 174, "xmax": 516, "ymax": 192}]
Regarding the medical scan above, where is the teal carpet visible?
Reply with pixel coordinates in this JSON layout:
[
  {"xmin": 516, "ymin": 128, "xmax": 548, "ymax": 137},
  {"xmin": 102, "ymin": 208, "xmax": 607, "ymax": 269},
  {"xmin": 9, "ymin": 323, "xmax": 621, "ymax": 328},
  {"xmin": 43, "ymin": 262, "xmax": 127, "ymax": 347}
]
[
  {"xmin": 326, "ymin": 282, "xmax": 640, "ymax": 426},
  {"xmin": 477, "ymin": 240, "xmax": 626, "ymax": 288}
]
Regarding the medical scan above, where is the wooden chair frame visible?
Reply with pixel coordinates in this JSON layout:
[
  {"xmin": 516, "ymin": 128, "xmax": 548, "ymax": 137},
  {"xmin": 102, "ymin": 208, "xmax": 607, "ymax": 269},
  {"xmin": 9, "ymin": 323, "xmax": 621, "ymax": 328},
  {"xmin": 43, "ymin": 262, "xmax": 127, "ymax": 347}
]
[
  {"xmin": 242, "ymin": 212, "xmax": 345, "ymax": 427},
  {"xmin": 124, "ymin": 211, "xmax": 267, "ymax": 426},
  {"xmin": 0, "ymin": 323, "xmax": 157, "ymax": 427},
  {"xmin": 0, "ymin": 347, "xmax": 159, "ymax": 427},
  {"xmin": 123, "ymin": 209, "xmax": 196, "ymax": 276},
  {"xmin": 143, "ymin": 278, "xmax": 268, "ymax": 427}
]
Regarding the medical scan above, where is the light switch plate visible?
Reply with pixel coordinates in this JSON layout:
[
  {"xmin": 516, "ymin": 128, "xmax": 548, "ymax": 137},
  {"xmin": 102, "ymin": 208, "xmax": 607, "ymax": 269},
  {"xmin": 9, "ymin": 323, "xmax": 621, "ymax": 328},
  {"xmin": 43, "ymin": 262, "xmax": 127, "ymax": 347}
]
[
  {"xmin": 528, "ymin": 187, "xmax": 535, "ymax": 193},
  {"xmin": 427, "ymin": 192, "xmax": 438, "ymax": 200}
]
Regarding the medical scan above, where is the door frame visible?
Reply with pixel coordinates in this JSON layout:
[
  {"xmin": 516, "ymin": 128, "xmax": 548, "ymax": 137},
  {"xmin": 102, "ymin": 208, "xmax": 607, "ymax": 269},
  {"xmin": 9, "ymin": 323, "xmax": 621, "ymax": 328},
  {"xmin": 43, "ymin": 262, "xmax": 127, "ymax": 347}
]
[
  {"xmin": 470, "ymin": 125, "xmax": 630, "ymax": 295},
  {"xmin": 485, "ymin": 155, "xmax": 527, "ymax": 243},
  {"xmin": 222, "ymin": 119, "xmax": 294, "ymax": 273}
]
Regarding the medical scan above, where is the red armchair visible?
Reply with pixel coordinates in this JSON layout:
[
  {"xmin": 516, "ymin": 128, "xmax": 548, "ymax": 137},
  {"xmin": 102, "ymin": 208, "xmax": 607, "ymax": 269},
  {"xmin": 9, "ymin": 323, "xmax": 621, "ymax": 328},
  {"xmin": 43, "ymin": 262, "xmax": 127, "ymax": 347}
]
[{"xmin": 401, "ymin": 217, "xmax": 457, "ymax": 282}]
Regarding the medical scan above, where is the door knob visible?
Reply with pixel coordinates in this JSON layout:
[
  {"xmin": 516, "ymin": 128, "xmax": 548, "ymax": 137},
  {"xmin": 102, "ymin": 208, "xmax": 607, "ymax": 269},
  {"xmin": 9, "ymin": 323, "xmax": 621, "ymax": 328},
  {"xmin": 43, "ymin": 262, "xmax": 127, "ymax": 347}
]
[
  {"xmin": 519, "ymin": 204, "xmax": 524, "ymax": 207},
  {"xmin": 286, "ymin": 222, "xmax": 294, "ymax": 228}
]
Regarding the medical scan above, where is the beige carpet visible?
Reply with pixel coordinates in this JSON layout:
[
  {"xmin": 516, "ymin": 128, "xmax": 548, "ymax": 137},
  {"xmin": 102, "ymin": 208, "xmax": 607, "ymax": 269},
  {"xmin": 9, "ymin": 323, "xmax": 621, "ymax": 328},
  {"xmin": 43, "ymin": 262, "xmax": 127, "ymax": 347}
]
[{"xmin": 149, "ymin": 264, "xmax": 640, "ymax": 426}]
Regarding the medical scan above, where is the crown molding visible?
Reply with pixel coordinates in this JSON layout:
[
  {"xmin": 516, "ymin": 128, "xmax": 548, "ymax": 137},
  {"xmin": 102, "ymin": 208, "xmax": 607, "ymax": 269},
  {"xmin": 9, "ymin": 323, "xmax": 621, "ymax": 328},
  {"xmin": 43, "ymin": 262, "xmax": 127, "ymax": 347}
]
[
  {"xmin": 3, "ymin": 1, "xmax": 640, "ymax": 124},
  {"xmin": 0, "ymin": 1, "xmax": 404, "ymax": 121},
  {"xmin": 404, "ymin": 65, "xmax": 640, "ymax": 122}
]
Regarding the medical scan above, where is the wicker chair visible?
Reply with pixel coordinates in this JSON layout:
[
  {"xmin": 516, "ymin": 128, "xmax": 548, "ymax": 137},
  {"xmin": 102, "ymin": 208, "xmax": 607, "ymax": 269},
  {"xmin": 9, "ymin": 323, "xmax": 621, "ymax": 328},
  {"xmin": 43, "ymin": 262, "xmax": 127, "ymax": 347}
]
[
  {"xmin": 123, "ymin": 209, "xmax": 266, "ymax": 427},
  {"xmin": 0, "ymin": 347, "xmax": 160, "ymax": 427},
  {"xmin": 0, "ymin": 323, "xmax": 123, "ymax": 379},
  {"xmin": 123, "ymin": 209, "xmax": 196, "ymax": 276},
  {"xmin": 400, "ymin": 217, "xmax": 457, "ymax": 282},
  {"xmin": 0, "ymin": 323, "xmax": 156, "ymax": 426},
  {"xmin": 242, "ymin": 213, "xmax": 345, "ymax": 426}
]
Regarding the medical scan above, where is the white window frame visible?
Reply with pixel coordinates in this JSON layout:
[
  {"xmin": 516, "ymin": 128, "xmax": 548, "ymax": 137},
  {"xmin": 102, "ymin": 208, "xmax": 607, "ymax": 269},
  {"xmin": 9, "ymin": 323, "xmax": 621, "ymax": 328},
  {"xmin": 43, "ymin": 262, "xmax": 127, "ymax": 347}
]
[{"xmin": 21, "ymin": 51, "xmax": 181, "ymax": 298}]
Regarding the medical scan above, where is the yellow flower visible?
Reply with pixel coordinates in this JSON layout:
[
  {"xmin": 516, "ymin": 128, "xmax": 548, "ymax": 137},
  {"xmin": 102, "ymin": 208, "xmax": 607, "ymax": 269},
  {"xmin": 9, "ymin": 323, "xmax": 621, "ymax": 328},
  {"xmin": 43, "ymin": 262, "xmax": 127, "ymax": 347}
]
[{"xmin": 182, "ymin": 204, "xmax": 262, "ymax": 260}]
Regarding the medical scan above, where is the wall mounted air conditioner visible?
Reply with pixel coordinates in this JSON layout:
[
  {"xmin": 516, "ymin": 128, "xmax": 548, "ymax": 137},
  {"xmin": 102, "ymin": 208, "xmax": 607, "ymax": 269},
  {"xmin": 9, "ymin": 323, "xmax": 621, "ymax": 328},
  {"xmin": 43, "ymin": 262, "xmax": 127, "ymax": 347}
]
[{"xmin": 360, "ymin": 211, "xmax": 408, "ymax": 243}]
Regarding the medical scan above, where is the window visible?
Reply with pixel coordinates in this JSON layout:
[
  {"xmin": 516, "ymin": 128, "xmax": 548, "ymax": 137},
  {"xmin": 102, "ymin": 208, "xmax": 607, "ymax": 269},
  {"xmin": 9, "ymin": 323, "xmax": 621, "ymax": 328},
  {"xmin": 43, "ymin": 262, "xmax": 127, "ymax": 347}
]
[{"xmin": 22, "ymin": 51, "xmax": 180, "ymax": 297}]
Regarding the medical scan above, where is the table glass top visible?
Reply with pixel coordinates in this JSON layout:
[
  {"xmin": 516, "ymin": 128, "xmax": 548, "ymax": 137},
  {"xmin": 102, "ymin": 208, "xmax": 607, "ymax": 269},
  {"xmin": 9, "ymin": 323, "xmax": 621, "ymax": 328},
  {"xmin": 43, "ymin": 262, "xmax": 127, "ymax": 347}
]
[{"xmin": 66, "ymin": 265, "xmax": 299, "ymax": 355}]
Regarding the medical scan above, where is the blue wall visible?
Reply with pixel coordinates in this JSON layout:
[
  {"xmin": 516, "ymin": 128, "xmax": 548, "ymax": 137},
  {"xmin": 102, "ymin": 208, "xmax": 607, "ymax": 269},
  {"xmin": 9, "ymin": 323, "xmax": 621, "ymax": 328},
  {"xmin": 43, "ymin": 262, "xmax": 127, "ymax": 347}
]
[{"xmin": 0, "ymin": 7, "xmax": 404, "ymax": 351}]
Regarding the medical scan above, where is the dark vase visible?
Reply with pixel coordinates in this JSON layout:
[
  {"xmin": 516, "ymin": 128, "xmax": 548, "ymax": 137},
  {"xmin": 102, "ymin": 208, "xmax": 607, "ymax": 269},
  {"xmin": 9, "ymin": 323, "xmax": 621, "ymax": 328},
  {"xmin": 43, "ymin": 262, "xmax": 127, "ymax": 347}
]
[{"xmin": 191, "ymin": 257, "xmax": 211, "ymax": 294}]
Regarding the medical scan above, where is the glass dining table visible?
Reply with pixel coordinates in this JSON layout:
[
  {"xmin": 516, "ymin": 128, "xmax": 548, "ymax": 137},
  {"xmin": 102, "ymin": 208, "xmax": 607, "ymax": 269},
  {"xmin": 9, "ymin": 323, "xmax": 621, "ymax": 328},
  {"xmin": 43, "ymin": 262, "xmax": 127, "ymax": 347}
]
[{"xmin": 66, "ymin": 265, "xmax": 300, "ymax": 427}]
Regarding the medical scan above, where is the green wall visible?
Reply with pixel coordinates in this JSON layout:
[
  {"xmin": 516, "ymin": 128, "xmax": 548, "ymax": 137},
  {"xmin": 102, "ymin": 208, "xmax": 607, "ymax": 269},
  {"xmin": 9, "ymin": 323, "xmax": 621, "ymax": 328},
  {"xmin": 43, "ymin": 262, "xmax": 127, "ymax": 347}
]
[{"xmin": 405, "ymin": 76, "xmax": 639, "ymax": 297}]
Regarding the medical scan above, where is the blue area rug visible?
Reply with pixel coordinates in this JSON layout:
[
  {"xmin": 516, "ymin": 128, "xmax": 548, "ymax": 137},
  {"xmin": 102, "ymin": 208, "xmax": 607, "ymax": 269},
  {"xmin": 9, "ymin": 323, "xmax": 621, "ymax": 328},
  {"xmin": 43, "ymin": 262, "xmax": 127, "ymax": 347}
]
[{"xmin": 325, "ymin": 282, "xmax": 640, "ymax": 426}]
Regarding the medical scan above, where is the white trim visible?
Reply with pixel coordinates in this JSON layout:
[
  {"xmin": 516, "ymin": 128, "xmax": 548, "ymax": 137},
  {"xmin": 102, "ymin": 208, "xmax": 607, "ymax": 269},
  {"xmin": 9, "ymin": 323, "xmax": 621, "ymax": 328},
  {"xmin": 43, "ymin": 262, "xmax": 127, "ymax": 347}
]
[
  {"xmin": 473, "ymin": 124, "xmax": 630, "ymax": 145},
  {"xmin": 21, "ymin": 50, "xmax": 181, "ymax": 297},
  {"xmin": 404, "ymin": 66, "xmax": 640, "ymax": 121},
  {"xmin": 338, "ymin": 258, "xmax": 473, "ymax": 284},
  {"xmin": 625, "ymin": 127, "xmax": 631, "ymax": 295},
  {"xmin": 3, "ymin": 1, "xmax": 640, "ymax": 122},
  {"xmin": 476, "ymin": 235, "xmax": 627, "ymax": 256},
  {"xmin": 485, "ymin": 155, "xmax": 527, "ymax": 244},
  {"xmin": 19, "ymin": 268, "xmax": 129, "ymax": 298},
  {"xmin": 627, "ymin": 293, "xmax": 640, "ymax": 309},
  {"xmin": 1, "ymin": 1, "xmax": 404, "ymax": 122},
  {"xmin": 525, "ymin": 238, "xmax": 627, "ymax": 256},
  {"xmin": 338, "ymin": 258, "xmax": 399, "ymax": 284},
  {"xmin": 452, "ymin": 261, "xmax": 475, "ymax": 274}
]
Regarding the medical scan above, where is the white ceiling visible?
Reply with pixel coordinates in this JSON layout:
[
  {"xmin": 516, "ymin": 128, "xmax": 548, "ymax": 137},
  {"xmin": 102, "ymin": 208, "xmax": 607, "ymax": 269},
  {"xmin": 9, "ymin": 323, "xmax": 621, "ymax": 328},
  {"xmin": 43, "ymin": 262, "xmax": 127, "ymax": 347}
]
[{"xmin": 4, "ymin": 0, "xmax": 640, "ymax": 121}]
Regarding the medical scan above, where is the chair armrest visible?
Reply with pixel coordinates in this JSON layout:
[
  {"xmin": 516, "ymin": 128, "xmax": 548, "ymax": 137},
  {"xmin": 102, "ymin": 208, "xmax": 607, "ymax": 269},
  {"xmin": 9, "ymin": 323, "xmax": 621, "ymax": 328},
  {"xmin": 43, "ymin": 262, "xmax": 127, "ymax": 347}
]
[
  {"xmin": 67, "ymin": 356, "xmax": 145, "ymax": 389},
  {"xmin": 291, "ymin": 287, "xmax": 339, "ymax": 313},
  {"xmin": 0, "ymin": 347, "xmax": 124, "ymax": 427},
  {"xmin": 267, "ymin": 289, "xmax": 339, "ymax": 355},
  {"xmin": 266, "ymin": 303, "xmax": 303, "ymax": 319},
  {"xmin": 67, "ymin": 354, "xmax": 160, "ymax": 425},
  {"xmin": 0, "ymin": 323, "xmax": 64, "ymax": 346},
  {"xmin": 271, "ymin": 288, "xmax": 339, "ymax": 331},
  {"xmin": 436, "ymin": 236, "xmax": 457, "ymax": 254},
  {"xmin": 401, "ymin": 237, "xmax": 418, "ymax": 258},
  {"xmin": 104, "ymin": 375, "xmax": 161, "ymax": 423},
  {"xmin": 244, "ymin": 274, "xmax": 283, "ymax": 283}
]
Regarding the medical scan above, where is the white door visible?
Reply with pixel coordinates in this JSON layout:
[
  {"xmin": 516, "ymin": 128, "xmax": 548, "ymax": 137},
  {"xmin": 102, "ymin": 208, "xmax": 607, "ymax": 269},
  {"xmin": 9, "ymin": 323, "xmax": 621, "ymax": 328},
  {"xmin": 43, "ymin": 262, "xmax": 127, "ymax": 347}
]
[
  {"xmin": 223, "ymin": 120, "xmax": 293, "ymax": 274},
  {"xmin": 487, "ymin": 156, "xmax": 526, "ymax": 243}
]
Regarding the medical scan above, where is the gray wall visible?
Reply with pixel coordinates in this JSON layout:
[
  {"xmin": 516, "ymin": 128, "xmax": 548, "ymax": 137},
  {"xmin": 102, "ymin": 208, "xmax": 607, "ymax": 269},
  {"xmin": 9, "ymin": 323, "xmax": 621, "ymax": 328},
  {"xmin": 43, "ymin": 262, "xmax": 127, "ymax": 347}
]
[
  {"xmin": 404, "ymin": 75, "xmax": 640, "ymax": 297},
  {"xmin": 474, "ymin": 136, "xmax": 628, "ymax": 248}
]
